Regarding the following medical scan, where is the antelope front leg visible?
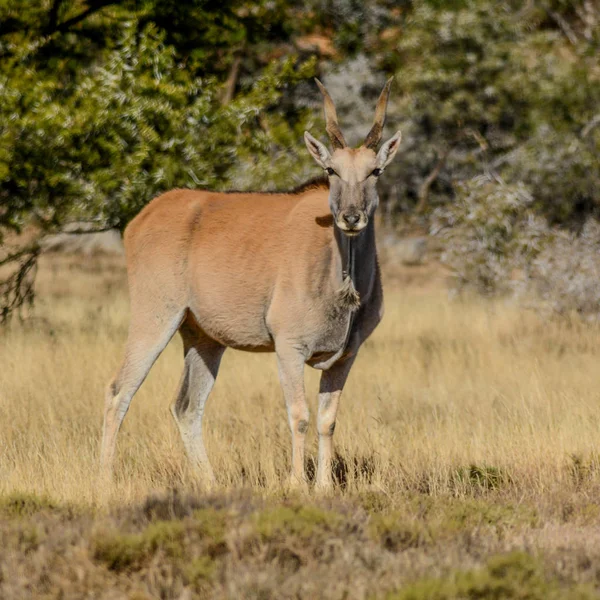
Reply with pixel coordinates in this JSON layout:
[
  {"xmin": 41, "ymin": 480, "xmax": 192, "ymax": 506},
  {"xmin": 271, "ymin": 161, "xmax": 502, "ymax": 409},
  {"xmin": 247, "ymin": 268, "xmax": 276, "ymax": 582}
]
[
  {"xmin": 276, "ymin": 344, "xmax": 309, "ymax": 489},
  {"xmin": 316, "ymin": 355, "xmax": 356, "ymax": 491}
]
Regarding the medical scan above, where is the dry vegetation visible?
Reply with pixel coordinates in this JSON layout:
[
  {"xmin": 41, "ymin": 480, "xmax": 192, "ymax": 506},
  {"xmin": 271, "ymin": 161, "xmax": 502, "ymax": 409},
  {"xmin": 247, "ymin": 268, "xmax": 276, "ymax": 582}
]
[{"xmin": 2, "ymin": 251, "xmax": 600, "ymax": 598}]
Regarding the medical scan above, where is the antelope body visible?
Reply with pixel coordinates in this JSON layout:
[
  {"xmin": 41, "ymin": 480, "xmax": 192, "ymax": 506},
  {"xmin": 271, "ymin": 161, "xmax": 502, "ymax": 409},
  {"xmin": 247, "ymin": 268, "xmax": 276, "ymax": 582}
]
[{"xmin": 101, "ymin": 79, "xmax": 402, "ymax": 489}]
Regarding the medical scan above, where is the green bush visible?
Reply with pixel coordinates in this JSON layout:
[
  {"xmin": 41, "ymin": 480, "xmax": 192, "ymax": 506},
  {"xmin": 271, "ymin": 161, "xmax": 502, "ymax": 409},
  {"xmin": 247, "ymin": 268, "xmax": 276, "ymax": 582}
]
[
  {"xmin": 386, "ymin": 551, "xmax": 596, "ymax": 600},
  {"xmin": 92, "ymin": 520, "xmax": 186, "ymax": 571},
  {"xmin": 255, "ymin": 505, "xmax": 342, "ymax": 540},
  {"xmin": 0, "ymin": 492, "xmax": 58, "ymax": 516}
]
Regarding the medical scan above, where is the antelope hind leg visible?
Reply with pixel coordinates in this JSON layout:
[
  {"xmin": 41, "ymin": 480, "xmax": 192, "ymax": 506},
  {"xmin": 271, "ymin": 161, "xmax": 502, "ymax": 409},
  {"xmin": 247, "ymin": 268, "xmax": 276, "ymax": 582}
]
[
  {"xmin": 171, "ymin": 321, "xmax": 225, "ymax": 485},
  {"xmin": 101, "ymin": 309, "xmax": 185, "ymax": 479}
]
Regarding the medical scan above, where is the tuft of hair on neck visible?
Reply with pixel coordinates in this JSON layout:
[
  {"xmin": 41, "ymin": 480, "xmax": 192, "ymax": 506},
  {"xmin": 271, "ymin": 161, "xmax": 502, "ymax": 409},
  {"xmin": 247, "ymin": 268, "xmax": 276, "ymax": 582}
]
[{"xmin": 337, "ymin": 275, "xmax": 360, "ymax": 310}]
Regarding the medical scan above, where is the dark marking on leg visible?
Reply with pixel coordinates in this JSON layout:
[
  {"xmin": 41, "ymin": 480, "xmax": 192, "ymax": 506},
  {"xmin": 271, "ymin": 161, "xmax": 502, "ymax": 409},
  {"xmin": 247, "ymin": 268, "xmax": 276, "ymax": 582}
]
[
  {"xmin": 298, "ymin": 419, "xmax": 309, "ymax": 434},
  {"xmin": 320, "ymin": 396, "xmax": 332, "ymax": 411},
  {"xmin": 328, "ymin": 422, "xmax": 336, "ymax": 436},
  {"xmin": 173, "ymin": 366, "xmax": 191, "ymax": 418}
]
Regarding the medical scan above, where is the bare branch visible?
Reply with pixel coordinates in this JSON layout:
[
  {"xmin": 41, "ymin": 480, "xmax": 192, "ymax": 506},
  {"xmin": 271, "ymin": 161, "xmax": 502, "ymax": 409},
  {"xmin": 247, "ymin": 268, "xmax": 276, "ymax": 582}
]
[
  {"xmin": 548, "ymin": 10, "xmax": 579, "ymax": 45},
  {"xmin": 54, "ymin": 0, "xmax": 118, "ymax": 34},
  {"xmin": 57, "ymin": 221, "xmax": 117, "ymax": 235},
  {"xmin": 221, "ymin": 54, "xmax": 242, "ymax": 106},
  {"xmin": 582, "ymin": 114, "xmax": 600, "ymax": 138},
  {"xmin": 415, "ymin": 147, "xmax": 451, "ymax": 214},
  {"xmin": 46, "ymin": 0, "xmax": 65, "ymax": 34},
  {"xmin": 0, "ymin": 241, "xmax": 41, "ymax": 323},
  {"xmin": 0, "ymin": 219, "xmax": 117, "ymax": 322},
  {"xmin": 0, "ymin": 242, "xmax": 40, "ymax": 268}
]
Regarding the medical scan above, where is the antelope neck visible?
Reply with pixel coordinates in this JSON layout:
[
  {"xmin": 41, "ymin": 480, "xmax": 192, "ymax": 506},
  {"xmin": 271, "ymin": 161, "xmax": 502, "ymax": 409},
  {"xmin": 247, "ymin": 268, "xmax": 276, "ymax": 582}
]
[{"xmin": 334, "ymin": 219, "xmax": 377, "ymax": 299}]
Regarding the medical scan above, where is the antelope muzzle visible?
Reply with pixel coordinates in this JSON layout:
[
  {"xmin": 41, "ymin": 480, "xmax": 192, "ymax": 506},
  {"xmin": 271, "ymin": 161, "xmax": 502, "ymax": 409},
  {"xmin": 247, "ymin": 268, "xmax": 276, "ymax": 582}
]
[{"xmin": 337, "ymin": 209, "xmax": 368, "ymax": 235}]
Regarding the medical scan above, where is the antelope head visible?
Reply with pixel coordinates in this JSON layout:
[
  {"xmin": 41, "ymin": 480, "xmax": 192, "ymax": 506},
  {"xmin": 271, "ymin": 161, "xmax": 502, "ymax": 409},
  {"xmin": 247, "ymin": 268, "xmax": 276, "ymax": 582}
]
[{"xmin": 304, "ymin": 78, "xmax": 402, "ymax": 236}]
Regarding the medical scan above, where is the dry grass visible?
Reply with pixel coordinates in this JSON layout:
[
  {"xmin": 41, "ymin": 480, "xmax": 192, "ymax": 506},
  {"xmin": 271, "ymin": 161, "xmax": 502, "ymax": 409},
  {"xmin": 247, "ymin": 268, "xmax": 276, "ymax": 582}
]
[
  {"xmin": 2, "ymin": 254, "xmax": 600, "ymax": 505},
  {"xmin": 3, "ymin": 252, "xmax": 600, "ymax": 598}
]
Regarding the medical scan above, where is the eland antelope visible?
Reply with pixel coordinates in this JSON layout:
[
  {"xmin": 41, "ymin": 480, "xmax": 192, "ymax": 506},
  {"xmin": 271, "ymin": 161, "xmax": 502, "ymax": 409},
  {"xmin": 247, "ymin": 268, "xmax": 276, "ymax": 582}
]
[{"xmin": 100, "ymin": 78, "xmax": 402, "ymax": 489}]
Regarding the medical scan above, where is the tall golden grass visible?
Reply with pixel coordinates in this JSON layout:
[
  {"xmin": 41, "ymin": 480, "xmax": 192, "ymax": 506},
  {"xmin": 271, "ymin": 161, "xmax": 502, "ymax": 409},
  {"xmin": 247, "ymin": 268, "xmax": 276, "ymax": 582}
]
[{"xmin": 2, "ymin": 253, "xmax": 600, "ymax": 508}]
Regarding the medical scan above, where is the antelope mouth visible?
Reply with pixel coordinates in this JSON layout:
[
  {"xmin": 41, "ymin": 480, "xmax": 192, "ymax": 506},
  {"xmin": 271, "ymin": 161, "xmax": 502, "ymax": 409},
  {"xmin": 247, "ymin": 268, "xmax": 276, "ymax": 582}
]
[{"xmin": 336, "ymin": 220, "xmax": 368, "ymax": 236}]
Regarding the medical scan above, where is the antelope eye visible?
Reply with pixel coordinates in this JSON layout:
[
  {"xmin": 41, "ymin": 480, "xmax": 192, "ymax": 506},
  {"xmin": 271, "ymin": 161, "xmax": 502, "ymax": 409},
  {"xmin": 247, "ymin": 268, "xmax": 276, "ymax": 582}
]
[
  {"xmin": 371, "ymin": 168, "xmax": 382, "ymax": 177},
  {"xmin": 326, "ymin": 167, "xmax": 336, "ymax": 176}
]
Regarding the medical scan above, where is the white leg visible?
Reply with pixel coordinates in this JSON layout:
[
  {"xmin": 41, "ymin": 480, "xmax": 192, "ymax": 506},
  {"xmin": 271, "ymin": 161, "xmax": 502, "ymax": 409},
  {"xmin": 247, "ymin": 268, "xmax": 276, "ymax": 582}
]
[
  {"xmin": 276, "ymin": 344, "xmax": 309, "ymax": 489},
  {"xmin": 101, "ymin": 310, "xmax": 184, "ymax": 478},
  {"xmin": 171, "ymin": 323, "xmax": 224, "ymax": 484},
  {"xmin": 316, "ymin": 355, "xmax": 356, "ymax": 490}
]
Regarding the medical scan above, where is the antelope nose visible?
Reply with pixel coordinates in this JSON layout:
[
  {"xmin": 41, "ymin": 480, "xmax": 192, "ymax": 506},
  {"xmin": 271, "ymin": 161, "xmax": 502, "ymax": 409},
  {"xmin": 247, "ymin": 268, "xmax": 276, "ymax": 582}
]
[{"xmin": 343, "ymin": 213, "xmax": 360, "ymax": 226}]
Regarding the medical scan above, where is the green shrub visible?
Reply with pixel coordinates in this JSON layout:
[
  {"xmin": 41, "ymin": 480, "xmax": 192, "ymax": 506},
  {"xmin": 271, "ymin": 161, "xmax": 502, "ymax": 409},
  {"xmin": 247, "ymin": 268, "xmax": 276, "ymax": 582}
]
[
  {"xmin": 369, "ymin": 514, "xmax": 432, "ymax": 551},
  {"xmin": 92, "ymin": 520, "xmax": 185, "ymax": 571},
  {"xmin": 185, "ymin": 556, "xmax": 216, "ymax": 585},
  {"xmin": 386, "ymin": 551, "xmax": 596, "ymax": 600},
  {"xmin": 454, "ymin": 464, "xmax": 508, "ymax": 491},
  {"xmin": 0, "ymin": 492, "xmax": 58, "ymax": 516},
  {"xmin": 255, "ymin": 505, "xmax": 342, "ymax": 540}
]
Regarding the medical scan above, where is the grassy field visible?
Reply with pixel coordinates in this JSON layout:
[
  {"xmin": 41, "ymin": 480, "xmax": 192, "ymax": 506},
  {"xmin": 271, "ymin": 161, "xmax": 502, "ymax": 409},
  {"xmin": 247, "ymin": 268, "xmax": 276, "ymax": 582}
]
[{"xmin": 2, "ymin": 251, "xmax": 600, "ymax": 598}]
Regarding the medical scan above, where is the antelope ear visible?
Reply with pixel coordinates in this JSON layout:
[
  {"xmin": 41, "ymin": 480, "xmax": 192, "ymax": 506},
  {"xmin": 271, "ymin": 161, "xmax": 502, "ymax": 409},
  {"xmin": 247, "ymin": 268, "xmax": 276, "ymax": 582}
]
[
  {"xmin": 376, "ymin": 130, "xmax": 402, "ymax": 169},
  {"xmin": 304, "ymin": 131, "xmax": 331, "ymax": 168}
]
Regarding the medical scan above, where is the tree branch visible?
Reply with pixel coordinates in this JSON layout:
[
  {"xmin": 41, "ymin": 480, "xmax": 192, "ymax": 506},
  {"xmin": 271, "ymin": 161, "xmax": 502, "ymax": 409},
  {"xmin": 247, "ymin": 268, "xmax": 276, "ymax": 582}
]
[
  {"xmin": 0, "ymin": 241, "xmax": 41, "ymax": 323},
  {"xmin": 0, "ymin": 242, "xmax": 41, "ymax": 268},
  {"xmin": 415, "ymin": 147, "xmax": 451, "ymax": 214},
  {"xmin": 53, "ymin": 0, "xmax": 118, "ymax": 34},
  {"xmin": 548, "ymin": 10, "xmax": 579, "ymax": 45},
  {"xmin": 46, "ymin": 0, "xmax": 65, "ymax": 34},
  {"xmin": 221, "ymin": 53, "xmax": 243, "ymax": 105},
  {"xmin": 582, "ymin": 114, "xmax": 600, "ymax": 138},
  {"xmin": 0, "ymin": 219, "xmax": 118, "ymax": 323},
  {"xmin": 56, "ymin": 221, "xmax": 117, "ymax": 235}
]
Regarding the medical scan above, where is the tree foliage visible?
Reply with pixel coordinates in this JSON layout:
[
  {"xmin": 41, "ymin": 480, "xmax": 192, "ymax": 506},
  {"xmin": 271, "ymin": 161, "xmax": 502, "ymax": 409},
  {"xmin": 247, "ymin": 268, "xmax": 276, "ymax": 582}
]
[
  {"xmin": 0, "ymin": 0, "xmax": 599, "ymax": 317},
  {"xmin": 0, "ymin": 2, "xmax": 318, "ymax": 236},
  {"xmin": 380, "ymin": 1, "xmax": 600, "ymax": 219}
]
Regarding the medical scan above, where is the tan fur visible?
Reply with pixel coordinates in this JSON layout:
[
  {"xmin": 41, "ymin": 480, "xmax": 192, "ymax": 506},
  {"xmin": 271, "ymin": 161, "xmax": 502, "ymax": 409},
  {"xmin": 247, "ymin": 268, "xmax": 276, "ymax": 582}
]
[{"xmin": 101, "ymin": 81, "xmax": 402, "ymax": 490}]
